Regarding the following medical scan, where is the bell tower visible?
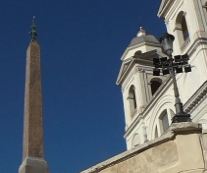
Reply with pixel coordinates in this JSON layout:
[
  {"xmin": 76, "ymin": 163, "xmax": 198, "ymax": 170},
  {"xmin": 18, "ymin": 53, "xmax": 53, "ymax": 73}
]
[
  {"xmin": 117, "ymin": 0, "xmax": 207, "ymax": 150},
  {"xmin": 18, "ymin": 17, "xmax": 49, "ymax": 173},
  {"xmin": 116, "ymin": 27, "xmax": 167, "ymax": 149}
]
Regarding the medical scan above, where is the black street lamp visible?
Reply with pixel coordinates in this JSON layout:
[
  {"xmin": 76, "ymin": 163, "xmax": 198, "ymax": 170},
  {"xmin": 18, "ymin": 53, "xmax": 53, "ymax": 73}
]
[{"xmin": 153, "ymin": 33, "xmax": 191, "ymax": 123}]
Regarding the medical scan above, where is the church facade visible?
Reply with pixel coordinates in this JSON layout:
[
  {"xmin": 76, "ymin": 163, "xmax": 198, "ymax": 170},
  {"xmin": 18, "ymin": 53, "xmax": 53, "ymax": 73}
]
[
  {"xmin": 117, "ymin": 0, "xmax": 207, "ymax": 150},
  {"xmin": 81, "ymin": 0, "xmax": 207, "ymax": 172}
]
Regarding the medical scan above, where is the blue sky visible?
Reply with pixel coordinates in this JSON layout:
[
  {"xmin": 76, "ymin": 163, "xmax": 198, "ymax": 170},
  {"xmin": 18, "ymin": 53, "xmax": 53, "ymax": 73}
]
[{"xmin": 0, "ymin": 1, "xmax": 165, "ymax": 173}]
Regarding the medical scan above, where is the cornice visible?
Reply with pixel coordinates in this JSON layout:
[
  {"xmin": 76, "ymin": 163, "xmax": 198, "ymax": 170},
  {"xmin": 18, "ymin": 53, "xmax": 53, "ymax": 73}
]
[
  {"xmin": 184, "ymin": 80, "xmax": 207, "ymax": 113},
  {"xmin": 158, "ymin": 0, "xmax": 175, "ymax": 18},
  {"xmin": 185, "ymin": 35, "xmax": 207, "ymax": 57},
  {"xmin": 121, "ymin": 42, "xmax": 161, "ymax": 61}
]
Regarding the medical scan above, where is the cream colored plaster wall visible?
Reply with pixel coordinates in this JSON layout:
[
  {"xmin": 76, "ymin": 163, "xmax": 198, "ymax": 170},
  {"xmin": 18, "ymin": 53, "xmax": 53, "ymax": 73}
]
[{"xmin": 82, "ymin": 123, "xmax": 206, "ymax": 173}]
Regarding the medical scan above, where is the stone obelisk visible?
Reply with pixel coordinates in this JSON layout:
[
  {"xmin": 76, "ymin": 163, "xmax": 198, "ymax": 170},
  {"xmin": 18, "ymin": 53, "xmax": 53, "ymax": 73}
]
[{"xmin": 18, "ymin": 17, "xmax": 49, "ymax": 173}]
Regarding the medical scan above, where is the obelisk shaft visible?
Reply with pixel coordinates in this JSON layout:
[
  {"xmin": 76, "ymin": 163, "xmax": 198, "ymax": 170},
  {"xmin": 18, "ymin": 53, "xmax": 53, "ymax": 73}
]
[
  {"xmin": 23, "ymin": 40, "xmax": 44, "ymax": 158},
  {"xmin": 19, "ymin": 18, "xmax": 49, "ymax": 173}
]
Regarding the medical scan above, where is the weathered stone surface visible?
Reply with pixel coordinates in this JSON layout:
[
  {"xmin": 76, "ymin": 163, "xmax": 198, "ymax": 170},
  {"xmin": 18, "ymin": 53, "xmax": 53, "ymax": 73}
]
[
  {"xmin": 170, "ymin": 122, "xmax": 202, "ymax": 134},
  {"xmin": 23, "ymin": 41, "xmax": 44, "ymax": 158},
  {"xmin": 18, "ymin": 39, "xmax": 49, "ymax": 173},
  {"xmin": 81, "ymin": 122, "xmax": 206, "ymax": 173},
  {"xmin": 19, "ymin": 157, "xmax": 49, "ymax": 173}
]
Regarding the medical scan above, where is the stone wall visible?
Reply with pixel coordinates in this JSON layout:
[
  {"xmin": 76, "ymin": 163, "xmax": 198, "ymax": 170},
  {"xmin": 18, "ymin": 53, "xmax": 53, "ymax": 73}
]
[{"xmin": 81, "ymin": 123, "xmax": 207, "ymax": 173}]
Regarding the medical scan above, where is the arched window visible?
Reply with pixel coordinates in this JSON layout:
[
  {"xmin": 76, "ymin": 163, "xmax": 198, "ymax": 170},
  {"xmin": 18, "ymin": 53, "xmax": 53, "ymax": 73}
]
[
  {"xmin": 181, "ymin": 16, "xmax": 189, "ymax": 41},
  {"xmin": 150, "ymin": 78, "xmax": 162, "ymax": 95},
  {"xmin": 159, "ymin": 109, "xmax": 169, "ymax": 133},
  {"xmin": 128, "ymin": 85, "xmax": 137, "ymax": 117},
  {"xmin": 153, "ymin": 109, "xmax": 175, "ymax": 138},
  {"xmin": 175, "ymin": 11, "xmax": 190, "ymax": 45}
]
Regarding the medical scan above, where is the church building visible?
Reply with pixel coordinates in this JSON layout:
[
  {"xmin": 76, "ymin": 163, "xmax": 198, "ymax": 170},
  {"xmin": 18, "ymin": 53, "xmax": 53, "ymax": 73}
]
[
  {"xmin": 17, "ymin": 0, "xmax": 207, "ymax": 173},
  {"xmin": 81, "ymin": 0, "xmax": 207, "ymax": 172},
  {"xmin": 116, "ymin": 0, "xmax": 207, "ymax": 150}
]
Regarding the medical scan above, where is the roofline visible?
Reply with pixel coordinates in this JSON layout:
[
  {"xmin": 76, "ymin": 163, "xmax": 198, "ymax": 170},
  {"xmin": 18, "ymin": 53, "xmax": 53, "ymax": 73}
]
[
  {"xmin": 157, "ymin": 0, "xmax": 175, "ymax": 18},
  {"xmin": 121, "ymin": 42, "xmax": 161, "ymax": 61},
  {"xmin": 116, "ymin": 50, "xmax": 159, "ymax": 85}
]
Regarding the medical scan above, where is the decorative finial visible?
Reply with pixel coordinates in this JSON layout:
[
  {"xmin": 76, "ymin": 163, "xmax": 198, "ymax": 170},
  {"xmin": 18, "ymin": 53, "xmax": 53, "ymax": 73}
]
[
  {"xmin": 137, "ymin": 26, "xmax": 146, "ymax": 37},
  {"xmin": 30, "ymin": 16, "xmax": 37, "ymax": 41}
]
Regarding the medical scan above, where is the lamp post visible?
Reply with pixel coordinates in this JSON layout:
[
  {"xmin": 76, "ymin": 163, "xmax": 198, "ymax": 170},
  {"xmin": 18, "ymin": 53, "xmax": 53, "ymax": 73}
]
[{"xmin": 153, "ymin": 33, "xmax": 191, "ymax": 123}]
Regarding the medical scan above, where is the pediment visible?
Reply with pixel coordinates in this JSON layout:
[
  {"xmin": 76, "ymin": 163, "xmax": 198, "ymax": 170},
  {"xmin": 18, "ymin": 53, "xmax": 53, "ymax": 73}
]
[
  {"xmin": 116, "ymin": 60, "xmax": 133, "ymax": 85},
  {"xmin": 116, "ymin": 50, "xmax": 160, "ymax": 85}
]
